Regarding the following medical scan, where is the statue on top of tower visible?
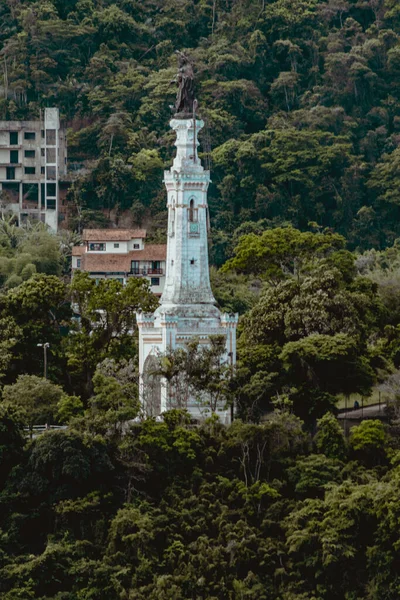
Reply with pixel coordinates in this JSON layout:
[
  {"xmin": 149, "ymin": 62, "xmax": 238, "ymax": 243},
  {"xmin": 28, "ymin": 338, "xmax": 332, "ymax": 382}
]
[{"xmin": 171, "ymin": 51, "xmax": 196, "ymax": 116}]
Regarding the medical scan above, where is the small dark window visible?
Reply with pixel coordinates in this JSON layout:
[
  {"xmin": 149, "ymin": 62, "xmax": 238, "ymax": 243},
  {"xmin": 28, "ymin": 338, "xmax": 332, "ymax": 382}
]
[
  {"xmin": 114, "ymin": 243, "xmax": 119, "ymax": 248},
  {"xmin": 89, "ymin": 243, "xmax": 106, "ymax": 251},
  {"xmin": 133, "ymin": 243, "xmax": 140, "ymax": 249},
  {"xmin": 24, "ymin": 132, "xmax": 36, "ymax": 140},
  {"xmin": 24, "ymin": 150, "xmax": 35, "ymax": 158},
  {"xmin": 190, "ymin": 259, "xmax": 195, "ymax": 265},
  {"xmin": 41, "ymin": 148, "xmax": 45, "ymax": 157},
  {"xmin": 47, "ymin": 198, "xmax": 56, "ymax": 209},
  {"xmin": 6, "ymin": 167, "xmax": 15, "ymax": 180},
  {"xmin": 25, "ymin": 167, "xmax": 36, "ymax": 175},
  {"xmin": 10, "ymin": 150, "xmax": 19, "ymax": 164},
  {"xmin": 2, "ymin": 182, "xmax": 19, "ymax": 194},
  {"xmin": 41, "ymin": 167, "xmax": 45, "ymax": 175},
  {"xmin": 46, "ymin": 183, "xmax": 56, "ymax": 197},
  {"xmin": 77, "ymin": 259, "xmax": 81, "ymax": 268},
  {"xmin": 151, "ymin": 277, "xmax": 160, "ymax": 286},
  {"xmin": 41, "ymin": 130, "xmax": 45, "ymax": 138},
  {"xmin": 23, "ymin": 183, "xmax": 38, "ymax": 202},
  {"xmin": 9, "ymin": 132, "xmax": 18, "ymax": 145}
]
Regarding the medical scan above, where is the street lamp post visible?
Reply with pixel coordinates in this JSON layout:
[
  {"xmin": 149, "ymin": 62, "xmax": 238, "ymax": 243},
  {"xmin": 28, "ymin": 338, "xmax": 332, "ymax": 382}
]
[{"xmin": 37, "ymin": 342, "xmax": 50, "ymax": 379}]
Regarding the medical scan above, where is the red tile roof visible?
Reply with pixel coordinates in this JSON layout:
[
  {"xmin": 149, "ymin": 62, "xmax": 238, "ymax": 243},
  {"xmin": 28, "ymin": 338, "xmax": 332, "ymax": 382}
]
[
  {"xmin": 72, "ymin": 246, "xmax": 84, "ymax": 256},
  {"xmin": 82, "ymin": 228, "xmax": 147, "ymax": 241},
  {"xmin": 80, "ymin": 245, "xmax": 166, "ymax": 273},
  {"xmin": 127, "ymin": 245, "xmax": 167, "ymax": 261}
]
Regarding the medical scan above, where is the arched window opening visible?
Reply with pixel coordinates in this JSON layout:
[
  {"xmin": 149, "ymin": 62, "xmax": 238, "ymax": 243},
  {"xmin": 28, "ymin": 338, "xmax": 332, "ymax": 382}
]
[
  {"xmin": 142, "ymin": 355, "xmax": 161, "ymax": 417},
  {"xmin": 189, "ymin": 198, "xmax": 195, "ymax": 222},
  {"xmin": 188, "ymin": 198, "xmax": 197, "ymax": 223}
]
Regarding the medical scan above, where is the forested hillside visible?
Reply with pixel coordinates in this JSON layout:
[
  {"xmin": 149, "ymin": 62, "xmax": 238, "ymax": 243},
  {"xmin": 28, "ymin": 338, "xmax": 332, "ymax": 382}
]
[
  {"xmin": 3, "ymin": 1, "xmax": 400, "ymax": 598},
  {"xmin": 2, "ymin": 407, "xmax": 400, "ymax": 599},
  {"xmin": 1, "ymin": 0, "xmax": 400, "ymax": 249}
]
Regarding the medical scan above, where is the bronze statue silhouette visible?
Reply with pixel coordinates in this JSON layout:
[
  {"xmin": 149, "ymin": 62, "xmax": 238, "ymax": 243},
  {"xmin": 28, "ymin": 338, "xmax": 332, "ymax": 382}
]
[{"xmin": 172, "ymin": 51, "xmax": 196, "ymax": 115}]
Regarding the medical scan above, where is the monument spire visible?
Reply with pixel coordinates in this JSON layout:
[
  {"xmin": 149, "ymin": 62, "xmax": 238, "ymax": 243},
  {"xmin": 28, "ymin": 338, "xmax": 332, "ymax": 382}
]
[{"xmin": 137, "ymin": 55, "xmax": 238, "ymax": 421}]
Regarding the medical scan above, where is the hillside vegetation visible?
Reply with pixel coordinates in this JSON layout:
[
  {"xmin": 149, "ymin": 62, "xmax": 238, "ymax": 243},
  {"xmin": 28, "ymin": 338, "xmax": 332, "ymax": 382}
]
[
  {"xmin": 2, "ymin": 1, "xmax": 400, "ymax": 598},
  {"xmin": 1, "ymin": 0, "xmax": 400, "ymax": 248}
]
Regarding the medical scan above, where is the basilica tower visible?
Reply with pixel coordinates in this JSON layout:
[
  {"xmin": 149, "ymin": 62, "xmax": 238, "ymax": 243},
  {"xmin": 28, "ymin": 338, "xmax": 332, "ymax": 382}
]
[{"xmin": 137, "ymin": 54, "xmax": 238, "ymax": 421}]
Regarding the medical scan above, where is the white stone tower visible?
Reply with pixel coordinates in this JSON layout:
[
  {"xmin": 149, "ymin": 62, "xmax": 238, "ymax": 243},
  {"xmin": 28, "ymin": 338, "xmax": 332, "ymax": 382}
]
[{"xmin": 137, "ymin": 116, "xmax": 238, "ymax": 422}]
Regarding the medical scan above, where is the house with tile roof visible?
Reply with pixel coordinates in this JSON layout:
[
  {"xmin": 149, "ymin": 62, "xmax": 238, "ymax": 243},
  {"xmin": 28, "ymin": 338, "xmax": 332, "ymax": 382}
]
[{"xmin": 71, "ymin": 229, "xmax": 166, "ymax": 296}]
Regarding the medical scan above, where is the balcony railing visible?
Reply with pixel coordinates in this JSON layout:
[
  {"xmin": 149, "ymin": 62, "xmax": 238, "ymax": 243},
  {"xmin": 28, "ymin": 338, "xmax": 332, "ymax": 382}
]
[{"xmin": 130, "ymin": 268, "xmax": 164, "ymax": 276}]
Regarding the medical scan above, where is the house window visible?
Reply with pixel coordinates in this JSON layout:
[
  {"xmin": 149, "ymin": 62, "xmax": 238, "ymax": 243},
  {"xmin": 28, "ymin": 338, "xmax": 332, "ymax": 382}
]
[
  {"xmin": 6, "ymin": 167, "xmax": 15, "ymax": 180},
  {"xmin": 9, "ymin": 132, "xmax": 18, "ymax": 145},
  {"xmin": 10, "ymin": 150, "xmax": 19, "ymax": 164},
  {"xmin": 24, "ymin": 150, "xmax": 35, "ymax": 158},
  {"xmin": 133, "ymin": 243, "xmax": 140, "ymax": 249},
  {"xmin": 41, "ymin": 130, "xmax": 45, "ymax": 138},
  {"xmin": 41, "ymin": 148, "xmax": 45, "ymax": 157},
  {"xmin": 151, "ymin": 277, "xmax": 160, "ymax": 286},
  {"xmin": 114, "ymin": 243, "xmax": 119, "ymax": 248},
  {"xmin": 25, "ymin": 167, "xmax": 36, "ymax": 175},
  {"xmin": 89, "ymin": 243, "xmax": 106, "ymax": 251},
  {"xmin": 24, "ymin": 132, "xmax": 36, "ymax": 140},
  {"xmin": 131, "ymin": 260, "xmax": 140, "ymax": 274},
  {"xmin": 77, "ymin": 259, "xmax": 81, "ymax": 268},
  {"xmin": 41, "ymin": 167, "xmax": 45, "ymax": 174},
  {"xmin": 151, "ymin": 261, "xmax": 161, "ymax": 273}
]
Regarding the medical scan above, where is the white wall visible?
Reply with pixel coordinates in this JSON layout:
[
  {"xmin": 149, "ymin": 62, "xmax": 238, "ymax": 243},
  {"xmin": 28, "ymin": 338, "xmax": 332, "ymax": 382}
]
[
  {"xmin": 0, "ymin": 149, "xmax": 12, "ymax": 163},
  {"xmin": 106, "ymin": 241, "xmax": 128, "ymax": 253},
  {"xmin": 45, "ymin": 210, "xmax": 57, "ymax": 231},
  {"xmin": 145, "ymin": 275, "xmax": 165, "ymax": 295},
  {"xmin": 127, "ymin": 238, "xmax": 145, "ymax": 251}
]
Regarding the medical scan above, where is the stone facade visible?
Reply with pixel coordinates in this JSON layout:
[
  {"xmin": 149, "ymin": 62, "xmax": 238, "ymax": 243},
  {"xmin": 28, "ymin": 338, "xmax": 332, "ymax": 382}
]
[{"xmin": 138, "ymin": 117, "xmax": 238, "ymax": 422}]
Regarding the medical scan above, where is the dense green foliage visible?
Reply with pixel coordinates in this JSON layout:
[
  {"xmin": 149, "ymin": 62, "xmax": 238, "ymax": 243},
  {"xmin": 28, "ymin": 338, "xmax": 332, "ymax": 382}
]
[
  {"xmin": 3, "ymin": 1, "xmax": 400, "ymax": 596},
  {"xmin": 1, "ymin": 0, "xmax": 400, "ymax": 247},
  {"xmin": 0, "ymin": 409, "xmax": 400, "ymax": 599}
]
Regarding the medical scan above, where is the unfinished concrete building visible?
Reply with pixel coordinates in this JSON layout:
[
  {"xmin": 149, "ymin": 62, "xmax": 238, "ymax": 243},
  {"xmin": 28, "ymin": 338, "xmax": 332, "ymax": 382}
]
[{"xmin": 0, "ymin": 108, "xmax": 67, "ymax": 232}]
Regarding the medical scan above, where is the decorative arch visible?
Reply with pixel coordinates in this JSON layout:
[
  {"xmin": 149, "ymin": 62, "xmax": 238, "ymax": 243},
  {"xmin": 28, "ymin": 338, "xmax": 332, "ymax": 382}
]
[
  {"xmin": 142, "ymin": 354, "xmax": 161, "ymax": 416},
  {"xmin": 188, "ymin": 197, "xmax": 197, "ymax": 222}
]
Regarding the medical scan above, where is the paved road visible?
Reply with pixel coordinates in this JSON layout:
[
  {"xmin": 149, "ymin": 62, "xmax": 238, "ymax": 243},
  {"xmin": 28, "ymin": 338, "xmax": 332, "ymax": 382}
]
[{"xmin": 337, "ymin": 404, "xmax": 386, "ymax": 420}]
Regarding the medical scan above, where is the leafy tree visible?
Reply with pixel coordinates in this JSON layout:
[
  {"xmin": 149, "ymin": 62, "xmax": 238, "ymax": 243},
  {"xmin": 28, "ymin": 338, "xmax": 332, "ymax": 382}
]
[
  {"xmin": 314, "ymin": 412, "xmax": 347, "ymax": 460},
  {"xmin": 1, "ymin": 375, "xmax": 64, "ymax": 434},
  {"xmin": 65, "ymin": 271, "xmax": 158, "ymax": 396},
  {"xmin": 184, "ymin": 335, "xmax": 233, "ymax": 416},
  {"xmin": 0, "ymin": 405, "xmax": 25, "ymax": 488},
  {"xmin": 222, "ymin": 226, "xmax": 346, "ymax": 280},
  {"xmin": 1, "ymin": 274, "xmax": 70, "ymax": 381},
  {"xmin": 349, "ymin": 419, "xmax": 388, "ymax": 465}
]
